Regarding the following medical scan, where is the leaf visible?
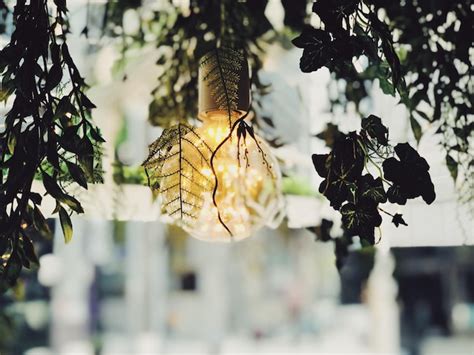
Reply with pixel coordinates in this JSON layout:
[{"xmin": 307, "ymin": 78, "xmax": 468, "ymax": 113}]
[
  {"xmin": 293, "ymin": 25, "xmax": 364, "ymax": 73},
  {"xmin": 42, "ymin": 172, "xmax": 84, "ymax": 213},
  {"xmin": 261, "ymin": 116, "xmax": 275, "ymax": 128},
  {"xmin": 33, "ymin": 205, "xmax": 51, "ymax": 237},
  {"xmin": 54, "ymin": 0, "xmax": 68, "ymax": 12},
  {"xmin": 61, "ymin": 194, "xmax": 84, "ymax": 214},
  {"xmin": 78, "ymin": 137, "xmax": 94, "ymax": 177},
  {"xmin": 410, "ymin": 115, "xmax": 422, "ymax": 143},
  {"xmin": 30, "ymin": 192, "xmax": 43, "ymax": 205},
  {"xmin": 21, "ymin": 236, "xmax": 39, "ymax": 266},
  {"xmin": 81, "ymin": 93, "xmax": 96, "ymax": 109},
  {"xmin": 292, "ymin": 26, "xmax": 333, "ymax": 73},
  {"xmin": 7, "ymin": 134, "xmax": 16, "ymax": 154},
  {"xmin": 341, "ymin": 198, "xmax": 381, "ymax": 245},
  {"xmin": 312, "ymin": 0, "xmax": 358, "ymax": 32},
  {"xmin": 42, "ymin": 172, "xmax": 65, "ymax": 200},
  {"xmin": 445, "ymin": 154, "xmax": 458, "ymax": 182},
  {"xmin": 313, "ymin": 134, "xmax": 365, "ymax": 210},
  {"xmin": 59, "ymin": 206, "xmax": 73, "ymax": 243},
  {"xmin": 45, "ymin": 64, "xmax": 63, "ymax": 90},
  {"xmin": 383, "ymin": 143, "xmax": 436, "ymax": 205},
  {"xmin": 89, "ymin": 127, "xmax": 106, "ymax": 143},
  {"xmin": 361, "ymin": 115, "xmax": 389, "ymax": 146},
  {"xmin": 392, "ymin": 213, "xmax": 407, "ymax": 227},
  {"xmin": 66, "ymin": 161, "xmax": 88, "ymax": 189},
  {"xmin": 378, "ymin": 76, "xmax": 396, "ymax": 96},
  {"xmin": 2, "ymin": 251, "xmax": 22, "ymax": 289},
  {"xmin": 358, "ymin": 175, "xmax": 387, "ymax": 204},
  {"xmin": 142, "ymin": 124, "xmax": 213, "ymax": 228}
]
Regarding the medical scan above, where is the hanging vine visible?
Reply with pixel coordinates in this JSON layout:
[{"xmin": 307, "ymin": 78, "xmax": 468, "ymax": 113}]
[
  {"xmin": 293, "ymin": 0, "xmax": 473, "ymax": 203},
  {"xmin": 0, "ymin": 0, "xmax": 104, "ymax": 292}
]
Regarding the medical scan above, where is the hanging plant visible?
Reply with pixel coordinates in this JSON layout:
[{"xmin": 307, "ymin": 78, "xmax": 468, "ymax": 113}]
[
  {"xmin": 293, "ymin": 0, "xmax": 473, "ymax": 205},
  {"xmin": 310, "ymin": 117, "xmax": 435, "ymax": 268},
  {"xmin": 0, "ymin": 0, "xmax": 104, "ymax": 292},
  {"xmin": 99, "ymin": 0, "xmax": 274, "ymax": 128}
]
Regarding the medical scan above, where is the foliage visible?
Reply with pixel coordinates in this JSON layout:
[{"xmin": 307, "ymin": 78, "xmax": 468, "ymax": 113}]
[
  {"xmin": 101, "ymin": 0, "xmax": 274, "ymax": 127},
  {"xmin": 293, "ymin": 0, "xmax": 473, "ymax": 203},
  {"xmin": 0, "ymin": 0, "xmax": 103, "ymax": 292},
  {"xmin": 310, "ymin": 116, "xmax": 435, "ymax": 267}
]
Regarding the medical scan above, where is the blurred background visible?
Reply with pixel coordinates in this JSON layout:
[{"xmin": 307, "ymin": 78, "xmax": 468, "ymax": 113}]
[{"xmin": 1, "ymin": 0, "xmax": 473, "ymax": 354}]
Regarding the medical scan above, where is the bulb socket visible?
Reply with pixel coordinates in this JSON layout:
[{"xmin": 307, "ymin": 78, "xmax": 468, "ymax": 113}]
[{"xmin": 198, "ymin": 49, "xmax": 250, "ymax": 121}]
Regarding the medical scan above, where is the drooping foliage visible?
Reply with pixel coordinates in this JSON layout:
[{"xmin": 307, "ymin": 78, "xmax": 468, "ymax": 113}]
[
  {"xmin": 292, "ymin": 0, "xmax": 472, "ymax": 268},
  {"xmin": 293, "ymin": 0, "xmax": 473, "ymax": 203},
  {"xmin": 101, "ymin": 0, "xmax": 274, "ymax": 127},
  {"xmin": 311, "ymin": 117, "xmax": 435, "ymax": 268},
  {"xmin": 0, "ymin": 0, "xmax": 104, "ymax": 292},
  {"xmin": 0, "ymin": 0, "xmax": 469, "ymax": 282}
]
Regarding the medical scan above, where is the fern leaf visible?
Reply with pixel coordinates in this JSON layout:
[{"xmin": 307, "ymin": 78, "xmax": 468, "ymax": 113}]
[
  {"xmin": 143, "ymin": 124, "xmax": 213, "ymax": 228},
  {"xmin": 200, "ymin": 47, "xmax": 244, "ymax": 121}
]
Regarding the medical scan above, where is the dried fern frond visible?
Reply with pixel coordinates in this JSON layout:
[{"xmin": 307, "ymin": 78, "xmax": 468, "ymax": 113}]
[
  {"xmin": 200, "ymin": 47, "xmax": 245, "ymax": 122},
  {"xmin": 143, "ymin": 124, "xmax": 214, "ymax": 228}
]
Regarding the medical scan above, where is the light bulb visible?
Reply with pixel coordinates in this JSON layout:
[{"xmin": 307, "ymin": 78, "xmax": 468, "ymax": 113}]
[
  {"xmin": 158, "ymin": 111, "xmax": 283, "ymax": 242},
  {"xmin": 144, "ymin": 47, "xmax": 284, "ymax": 242}
]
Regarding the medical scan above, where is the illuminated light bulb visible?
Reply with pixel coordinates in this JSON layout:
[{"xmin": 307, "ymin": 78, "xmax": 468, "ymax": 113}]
[
  {"xmin": 156, "ymin": 111, "xmax": 283, "ymax": 242},
  {"xmin": 187, "ymin": 111, "xmax": 283, "ymax": 241},
  {"xmin": 145, "ymin": 48, "xmax": 284, "ymax": 242}
]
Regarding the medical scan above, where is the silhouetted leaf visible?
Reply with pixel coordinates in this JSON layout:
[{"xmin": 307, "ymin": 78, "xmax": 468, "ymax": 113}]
[
  {"xmin": 42, "ymin": 172, "xmax": 64, "ymax": 200},
  {"xmin": 292, "ymin": 26, "xmax": 334, "ymax": 73},
  {"xmin": 358, "ymin": 175, "xmax": 387, "ymax": 204},
  {"xmin": 45, "ymin": 64, "xmax": 62, "ymax": 90},
  {"xmin": 66, "ymin": 162, "xmax": 88, "ymax": 189},
  {"xmin": 383, "ymin": 143, "xmax": 435, "ymax": 205},
  {"xmin": 33, "ymin": 205, "xmax": 51, "ymax": 237},
  {"xmin": 361, "ymin": 115, "xmax": 388, "ymax": 146},
  {"xmin": 21, "ymin": 236, "xmax": 39, "ymax": 266},
  {"xmin": 341, "ymin": 198, "xmax": 381, "ymax": 244},
  {"xmin": 392, "ymin": 213, "xmax": 407, "ymax": 227}
]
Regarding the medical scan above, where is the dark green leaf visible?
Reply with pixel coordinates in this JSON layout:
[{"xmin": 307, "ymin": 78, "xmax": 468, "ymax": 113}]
[
  {"xmin": 59, "ymin": 206, "xmax": 73, "ymax": 243},
  {"xmin": 66, "ymin": 161, "xmax": 88, "ymax": 189},
  {"xmin": 61, "ymin": 194, "xmax": 84, "ymax": 214},
  {"xmin": 445, "ymin": 154, "xmax": 458, "ymax": 181},
  {"xmin": 410, "ymin": 115, "xmax": 422, "ymax": 143},
  {"xmin": 42, "ymin": 172, "xmax": 64, "ymax": 200},
  {"xmin": 45, "ymin": 64, "xmax": 63, "ymax": 90},
  {"xmin": 21, "ymin": 236, "xmax": 39, "ymax": 266},
  {"xmin": 33, "ymin": 205, "xmax": 52, "ymax": 237}
]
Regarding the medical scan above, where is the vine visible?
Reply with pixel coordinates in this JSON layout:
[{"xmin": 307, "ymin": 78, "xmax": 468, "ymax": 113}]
[
  {"xmin": 293, "ymin": 0, "xmax": 473, "ymax": 204},
  {"xmin": 0, "ymin": 0, "xmax": 104, "ymax": 292}
]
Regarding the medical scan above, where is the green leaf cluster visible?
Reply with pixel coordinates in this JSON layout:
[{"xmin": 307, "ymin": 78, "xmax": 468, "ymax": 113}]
[
  {"xmin": 0, "ymin": 0, "xmax": 104, "ymax": 292},
  {"xmin": 310, "ymin": 116, "xmax": 435, "ymax": 269}
]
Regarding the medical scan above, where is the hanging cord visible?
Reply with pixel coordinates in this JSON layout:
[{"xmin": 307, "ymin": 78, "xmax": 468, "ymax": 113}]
[{"xmin": 210, "ymin": 107, "xmax": 252, "ymax": 238}]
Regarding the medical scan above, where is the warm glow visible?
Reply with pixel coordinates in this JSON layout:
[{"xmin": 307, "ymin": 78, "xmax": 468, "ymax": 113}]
[{"xmin": 159, "ymin": 111, "xmax": 283, "ymax": 242}]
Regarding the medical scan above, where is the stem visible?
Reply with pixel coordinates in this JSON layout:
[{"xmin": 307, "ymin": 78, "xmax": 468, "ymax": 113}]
[{"xmin": 378, "ymin": 206, "xmax": 394, "ymax": 217}]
